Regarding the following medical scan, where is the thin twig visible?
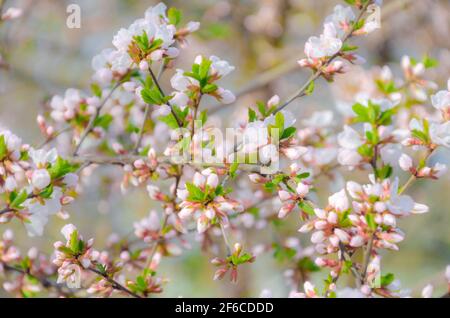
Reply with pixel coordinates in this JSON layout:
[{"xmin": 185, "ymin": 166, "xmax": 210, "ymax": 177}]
[
  {"xmin": 208, "ymin": 0, "xmax": 414, "ymax": 115},
  {"xmin": 219, "ymin": 223, "xmax": 232, "ymax": 256},
  {"xmin": 133, "ymin": 62, "xmax": 168, "ymax": 154},
  {"xmin": 87, "ymin": 267, "xmax": 142, "ymax": 298},
  {"xmin": 274, "ymin": 0, "xmax": 373, "ymax": 114},
  {"xmin": 361, "ymin": 233, "xmax": 375, "ymax": 281},
  {"xmin": 73, "ymin": 79, "xmax": 125, "ymax": 156},
  {"xmin": 3, "ymin": 263, "xmax": 73, "ymax": 297},
  {"xmin": 144, "ymin": 174, "xmax": 181, "ymax": 269},
  {"xmin": 148, "ymin": 66, "xmax": 183, "ymax": 127},
  {"xmin": 36, "ymin": 126, "xmax": 72, "ymax": 149}
]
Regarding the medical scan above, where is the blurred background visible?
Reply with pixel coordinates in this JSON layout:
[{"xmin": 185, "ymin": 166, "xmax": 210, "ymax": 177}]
[{"xmin": 0, "ymin": 0, "xmax": 449, "ymax": 297}]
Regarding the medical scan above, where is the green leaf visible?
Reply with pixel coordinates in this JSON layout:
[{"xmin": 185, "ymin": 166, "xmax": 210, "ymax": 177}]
[
  {"xmin": 141, "ymin": 87, "xmax": 164, "ymax": 105},
  {"xmin": 199, "ymin": 110, "xmax": 208, "ymax": 125},
  {"xmin": 352, "ymin": 103, "xmax": 369, "ymax": 122},
  {"xmin": 185, "ymin": 182, "xmax": 205, "ymax": 202},
  {"xmin": 93, "ymin": 114, "xmax": 113, "ymax": 130},
  {"xmin": 237, "ymin": 253, "xmax": 253, "ymax": 264},
  {"xmin": 158, "ymin": 113, "xmax": 179, "ymax": 129},
  {"xmin": 57, "ymin": 246, "xmax": 74, "ymax": 255},
  {"xmin": 0, "ymin": 135, "xmax": 7, "ymax": 160},
  {"xmin": 202, "ymin": 83, "xmax": 218, "ymax": 94},
  {"xmin": 305, "ymin": 81, "xmax": 315, "ymax": 95},
  {"xmin": 96, "ymin": 263, "xmax": 107, "ymax": 275},
  {"xmin": 274, "ymin": 112, "xmax": 284, "ymax": 132},
  {"xmin": 248, "ymin": 108, "xmax": 257, "ymax": 122},
  {"xmin": 342, "ymin": 260, "xmax": 353, "ymax": 274},
  {"xmin": 10, "ymin": 190, "xmax": 28, "ymax": 209},
  {"xmin": 380, "ymin": 273, "xmax": 395, "ymax": 287},
  {"xmin": 378, "ymin": 108, "xmax": 396, "ymax": 126},
  {"xmin": 365, "ymin": 213, "xmax": 377, "ymax": 231},
  {"xmin": 256, "ymin": 101, "xmax": 267, "ymax": 117},
  {"xmin": 229, "ymin": 162, "xmax": 239, "ymax": 179},
  {"xmin": 298, "ymin": 257, "xmax": 320, "ymax": 272},
  {"xmin": 263, "ymin": 181, "xmax": 275, "ymax": 192},
  {"xmin": 411, "ymin": 129, "xmax": 429, "ymax": 144},
  {"xmin": 167, "ymin": 7, "xmax": 182, "ymax": 26},
  {"xmin": 281, "ymin": 127, "xmax": 296, "ymax": 140},
  {"xmin": 69, "ymin": 230, "xmax": 79, "ymax": 253},
  {"xmin": 357, "ymin": 144, "xmax": 373, "ymax": 158},
  {"xmin": 39, "ymin": 184, "xmax": 54, "ymax": 199},
  {"xmin": 341, "ymin": 43, "xmax": 358, "ymax": 52},
  {"xmin": 375, "ymin": 80, "xmax": 397, "ymax": 94},
  {"xmin": 376, "ymin": 165, "xmax": 393, "ymax": 180},
  {"xmin": 422, "ymin": 55, "xmax": 438, "ymax": 69},
  {"xmin": 298, "ymin": 201, "xmax": 315, "ymax": 215},
  {"xmin": 198, "ymin": 58, "xmax": 212, "ymax": 82},
  {"xmin": 48, "ymin": 157, "xmax": 77, "ymax": 180},
  {"xmin": 136, "ymin": 275, "xmax": 147, "ymax": 291},
  {"xmin": 365, "ymin": 130, "xmax": 375, "ymax": 144},
  {"xmin": 90, "ymin": 83, "xmax": 102, "ymax": 98},
  {"xmin": 353, "ymin": 19, "xmax": 365, "ymax": 31}
]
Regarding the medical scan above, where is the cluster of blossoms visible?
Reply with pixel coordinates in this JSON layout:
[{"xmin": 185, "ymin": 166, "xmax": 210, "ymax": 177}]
[
  {"xmin": 100, "ymin": 3, "xmax": 199, "ymax": 84},
  {"xmin": 37, "ymin": 3, "xmax": 201, "ymax": 155},
  {"xmin": 298, "ymin": 1, "xmax": 381, "ymax": 79},
  {"xmin": 1, "ymin": 0, "xmax": 450, "ymax": 299},
  {"xmin": 177, "ymin": 169, "xmax": 243, "ymax": 233},
  {"xmin": 0, "ymin": 130, "xmax": 78, "ymax": 236},
  {"xmin": 240, "ymin": 100, "xmax": 308, "ymax": 165},
  {"xmin": 299, "ymin": 176, "xmax": 428, "ymax": 273},
  {"xmin": 169, "ymin": 55, "xmax": 236, "ymax": 108},
  {"xmin": 0, "ymin": 229, "xmax": 61, "ymax": 297},
  {"xmin": 53, "ymin": 224, "xmax": 95, "ymax": 288}
]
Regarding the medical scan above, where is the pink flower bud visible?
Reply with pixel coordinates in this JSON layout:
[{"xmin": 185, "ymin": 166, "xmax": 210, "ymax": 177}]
[
  {"xmin": 327, "ymin": 211, "xmax": 338, "ymax": 224},
  {"xmin": 178, "ymin": 207, "xmax": 193, "ymax": 220},
  {"xmin": 334, "ymin": 228, "xmax": 350, "ymax": 244},
  {"xmin": 311, "ymin": 231, "xmax": 325, "ymax": 244},
  {"xmin": 314, "ymin": 220, "xmax": 328, "ymax": 230},
  {"xmin": 177, "ymin": 189, "xmax": 189, "ymax": 201},
  {"xmin": 278, "ymin": 190, "xmax": 292, "ymax": 201},
  {"xmin": 374, "ymin": 201, "xmax": 387, "ymax": 213},
  {"xmin": 248, "ymin": 174, "xmax": 265, "ymax": 183},
  {"xmin": 139, "ymin": 60, "xmax": 149, "ymax": 72},
  {"xmin": 296, "ymin": 182, "xmax": 309, "ymax": 197},
  {"xmin": 298, "ymin": 223, "xmax": 313, "ymax": 233},
  {"xmin": 349, "ymin": 235, "xmax": 365, "ymax": 247},
  {"xmin": 197, "ymin": 217, "xmax": 208, "ymax": 233},
  {"xmin": 383, "ymin": 214, "xmax": 396, "ymax": 227},
  {"xmin": 206, "ymin": 174, "xmax": 219, "ymax": 188},
  {"xmin": 61, "ymin": 224, "xmax": 77, "ymax": 241},
  {"xmin": 193, "ymin": 172, "xmax": 206, "ymax": 187},
  {"xmin": 399, "ymin": 153, "xmax": 413, "ymax": 171},
  {"xmin": 315, "ymin": 257, "xmax": 326, "ymax": 267},
  {"xmin": 133, "ymin": 159, "xmax": 146, "ymax": 169},
  {"xmin": 278, "ymin": 203, "xmax": 294, "ymax": 218}
]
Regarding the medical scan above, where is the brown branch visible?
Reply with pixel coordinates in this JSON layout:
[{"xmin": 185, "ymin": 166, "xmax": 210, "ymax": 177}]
[
  {"xmin": 87, "ymin": 267, "xmax": 142, "ymax": 298},
  {"xmin": 3, "ymin": 263, "xmax": 73, "ymax": 297}
]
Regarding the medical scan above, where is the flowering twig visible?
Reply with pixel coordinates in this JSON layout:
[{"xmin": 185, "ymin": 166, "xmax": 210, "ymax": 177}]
[
  {"xmin": 3, "ymin": 264, "xmax": 73, "ymax": 297},
  {"xmin": 73, "ymin": 78, "xmax": 126, "ymax": 156},
  {"xmin": 274, "ymin": 0, "xmax": 373, "ymax": 114},
  {"xmin": 87, "ymin": 266, "xmax": 142, "ymax": 298}
]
